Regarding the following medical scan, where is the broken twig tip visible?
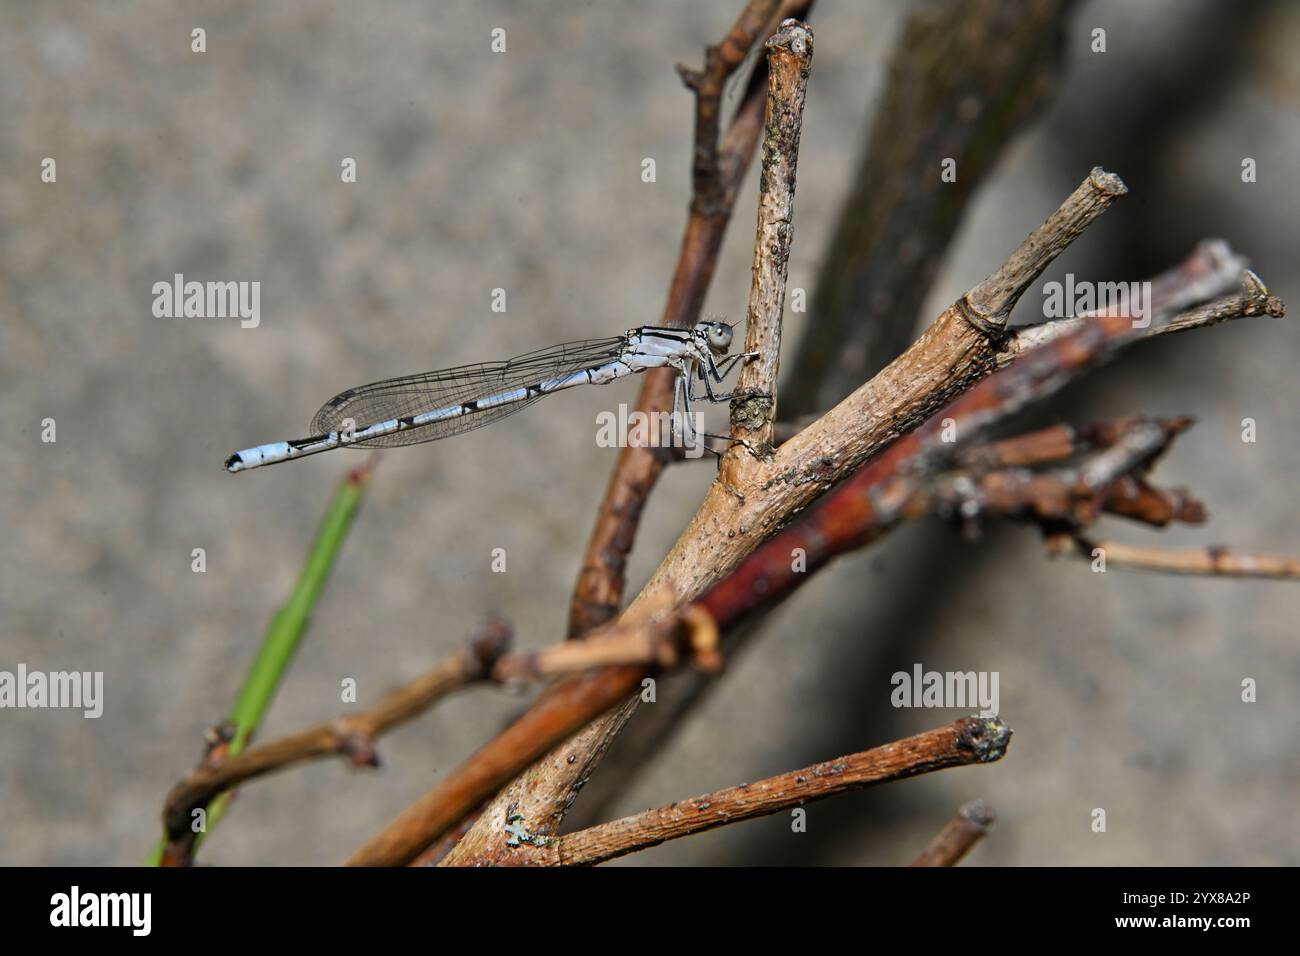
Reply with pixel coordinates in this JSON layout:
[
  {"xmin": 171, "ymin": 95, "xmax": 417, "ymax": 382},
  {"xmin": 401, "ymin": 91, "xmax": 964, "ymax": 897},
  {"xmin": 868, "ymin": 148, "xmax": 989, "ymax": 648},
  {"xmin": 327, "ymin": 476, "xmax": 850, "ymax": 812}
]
[
  {"xmin": 1088, "ymin": 166, "xmax": 1128, "ymax": 196},
  {"xmin": 959, "ymin": 799, "xmax": 997, "ymax": 830},
  {"xmin": 956, "ymin": 715, "xmax": 1012, "ymax": 761},
  {"xmin": 768, "ymin": 19, "xmax": 813, "ymax": 57}
]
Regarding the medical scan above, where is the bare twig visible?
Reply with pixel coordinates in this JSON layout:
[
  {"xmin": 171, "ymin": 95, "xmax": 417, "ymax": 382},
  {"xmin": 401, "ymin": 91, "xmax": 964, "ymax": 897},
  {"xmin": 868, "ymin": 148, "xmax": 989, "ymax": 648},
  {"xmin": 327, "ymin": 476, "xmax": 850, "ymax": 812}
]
[
  {"xmin": 388, "ymin": 431, "xmax": 1204, "ymax": 710},
  {"xmin": 492, "ymin": 605, "xmax": 722, "ymax": 684},
  {"xmin": 569, "ymin": 0, "xmax": 814, "ymax": 637},
  {"xmin": 909, "ymin": 799, "xmax": 996, "ymax": 867},
  {"xmin": 410, "ymin": 816, "xmax": 479, "ymax": 867},
  {"xmin": 771, "ymin": 239, "xmax": 1248, "ymax": 450},
  {"xmin": 721, "ymin": 18, "xmax": 814, "ymax": 475},
  {"xmin": 471, "ymin": 424, "xmax": 1214, "ymax": 696},
  {"xmin": 162, "ymin": 619, "xmax": 510, "ymax": 838},
  {"xmin": 1055, "ymin": 536, "xmax": 1300, "ymax": 580},
  {"xmin": 953, "ymin": 417, "xmax": 1187, "ymax": 472},
  {"xmin": 540, "ymin": 718, "xmax": 1010, "ymax": 866},
  {"xmin": 678, "ymin": 0, "xmax": 783, "ymax": 214},
  {"xmin": 1003, "ymin": 242, "xmax": 1256, "ymax": 364},
  {"xmin": 919, "ymin": 419, "xmax": 1197, "ymax": 533}
]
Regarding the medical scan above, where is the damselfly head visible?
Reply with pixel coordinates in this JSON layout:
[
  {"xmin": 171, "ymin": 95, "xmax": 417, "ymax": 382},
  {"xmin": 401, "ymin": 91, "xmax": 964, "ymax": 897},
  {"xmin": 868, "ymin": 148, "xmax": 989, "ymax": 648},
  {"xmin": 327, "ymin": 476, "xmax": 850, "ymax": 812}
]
[{"xmin": 696, "ymin": 320, "xmax": 733, "ymax": 354}]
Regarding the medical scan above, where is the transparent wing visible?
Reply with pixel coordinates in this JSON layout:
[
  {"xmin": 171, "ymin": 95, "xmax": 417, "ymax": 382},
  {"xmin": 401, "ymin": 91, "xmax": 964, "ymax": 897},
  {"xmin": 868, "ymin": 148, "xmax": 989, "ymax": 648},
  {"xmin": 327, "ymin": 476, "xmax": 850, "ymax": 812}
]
[{"xmin": 309, "ymin": 336, "xmax": 627, "ymax": 448}]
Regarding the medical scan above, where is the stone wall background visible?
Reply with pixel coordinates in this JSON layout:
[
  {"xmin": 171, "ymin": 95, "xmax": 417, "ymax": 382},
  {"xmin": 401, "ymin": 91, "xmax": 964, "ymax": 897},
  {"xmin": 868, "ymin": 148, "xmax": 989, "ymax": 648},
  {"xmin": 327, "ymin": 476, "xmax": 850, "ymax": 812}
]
[{"xmin": 2, "ymin": 0, "xmax": 1296, "ymax": 865}]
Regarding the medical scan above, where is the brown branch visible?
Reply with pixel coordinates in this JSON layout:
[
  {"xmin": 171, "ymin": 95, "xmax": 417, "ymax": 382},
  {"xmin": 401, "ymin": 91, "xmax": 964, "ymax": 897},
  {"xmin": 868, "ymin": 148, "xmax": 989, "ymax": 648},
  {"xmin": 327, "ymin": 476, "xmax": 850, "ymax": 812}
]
[
  {"xmin": 418, "ymin": 429, "xmax": 1203, "ymax": 704},
  {"xmin": 162, "ymin": 619, "xmax": 510, "ymax": 838},
  {"xmin": 350, "ymin": 205, "xmax": 1282, "ymax": 867},
  {"xmin": 568, "ymin": 417, "xmax": 1200, "ymax": 827},
  {"xmin": 917, "ymin": 419, "xmax": 1196, "ymax": 532},
  {"xmin": 412, "ymin": 3, "xmax": 811, "ymax": 871},
  {"xmin": 430, "ymin": 22, "xmax": 816, "ymax": 868},
  {"xmin": 359, "ymin": 281, "xmax": 1277, "ymax": 867},
  {"xmin": 569, "ymin": 0, "xmax": 813, "ymax": 638},
  {"xmin": 965, "ymin": 469, "xmax": 1206, "ymax": 531},
  {"xmin": 492, "ymin": 605, "xmax": 722, "ymax": 684},
  {"xmin": 1055, "ymin": 536, "xmax": 1300, "ymax": 580},
  {"xmin": 535, "ymin": 717, "xmax": 1011, "ymax": 866},
  {"xmin": 410, "ymin": 816, "xmax": 479, "ymax": 867},
  {"xmin": 953, "ymin": 416, "xmax": 1187, "ymax": 472},
  {"xmin": 721, "ymin": 18, "xmax": 813, "ymax": 475},
  {"xmin": 693, "ymin": 281, "xmax": 1280, "ymax": 636},
  {"xmin": 482, "ymin": 152, "xmax": 1125, "ymax": 870},
  {"xmin": 678, "ymin": 0, "xmax": 782, "ymax": 213},
  {"xmin": 1002, "ymin": 237, "xmax": 1247, "ymax": 363},
  {"xmin": 469, "ymin": 424, "xmax": 1213, "ymax": 698},
  {"xmin": 908, "ymin": 799, "xmax": 996, "ymax": 867},
  {"xmin": 634, "ymin": 167, "xmax": 1129, "ymax": 623},
  {"xmin": 1097, "ymin": 477, "xmax": 1205, "ymax": 528},
  {"xmin": 547, "ymin": 31, "xmax": 1172, "ymax": 840},
  {"xmin": 768, "ymin": 238, "xmax": 1247, "ymax": 451}
]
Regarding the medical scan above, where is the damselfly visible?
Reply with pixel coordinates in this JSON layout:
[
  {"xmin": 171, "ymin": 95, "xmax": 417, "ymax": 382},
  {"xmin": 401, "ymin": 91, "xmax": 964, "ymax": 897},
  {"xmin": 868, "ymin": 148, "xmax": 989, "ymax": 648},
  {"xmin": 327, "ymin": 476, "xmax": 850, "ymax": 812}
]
[{"xmin": 224, "ymin": 321, "xmax": 759, "ymax": 472}]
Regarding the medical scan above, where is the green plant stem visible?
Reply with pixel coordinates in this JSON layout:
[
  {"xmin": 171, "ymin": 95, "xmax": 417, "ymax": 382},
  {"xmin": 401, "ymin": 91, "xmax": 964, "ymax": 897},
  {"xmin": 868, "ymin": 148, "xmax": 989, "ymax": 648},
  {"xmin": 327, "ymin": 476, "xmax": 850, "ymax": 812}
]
[{"xmin": 147, "ymin": 459, "xmax": 374, "ymax": 865}]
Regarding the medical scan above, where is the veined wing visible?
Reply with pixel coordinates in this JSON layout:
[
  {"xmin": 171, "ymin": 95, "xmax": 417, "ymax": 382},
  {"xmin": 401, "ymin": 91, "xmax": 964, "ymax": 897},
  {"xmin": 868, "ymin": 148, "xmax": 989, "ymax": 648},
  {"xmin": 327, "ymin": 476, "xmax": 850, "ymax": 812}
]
[{"xmin": 309, "ymin": 336, "xmax": 627, "ymax": 448}]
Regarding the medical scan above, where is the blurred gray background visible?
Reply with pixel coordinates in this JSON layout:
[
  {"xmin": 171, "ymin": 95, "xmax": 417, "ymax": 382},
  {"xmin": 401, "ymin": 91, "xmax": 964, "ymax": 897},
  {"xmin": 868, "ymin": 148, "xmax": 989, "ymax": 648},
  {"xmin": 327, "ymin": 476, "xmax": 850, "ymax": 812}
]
[{"xmin": 2, "ymin": 0, "xmax": 1296, "ymax": 865}]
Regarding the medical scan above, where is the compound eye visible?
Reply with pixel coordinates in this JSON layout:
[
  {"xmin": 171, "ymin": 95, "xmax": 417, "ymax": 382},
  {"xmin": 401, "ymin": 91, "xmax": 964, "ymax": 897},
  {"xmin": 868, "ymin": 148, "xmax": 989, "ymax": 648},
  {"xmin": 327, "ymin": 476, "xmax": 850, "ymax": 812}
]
[{"xmin": 709, "ymin": 324, "xmax": 733, "ymax": 350}]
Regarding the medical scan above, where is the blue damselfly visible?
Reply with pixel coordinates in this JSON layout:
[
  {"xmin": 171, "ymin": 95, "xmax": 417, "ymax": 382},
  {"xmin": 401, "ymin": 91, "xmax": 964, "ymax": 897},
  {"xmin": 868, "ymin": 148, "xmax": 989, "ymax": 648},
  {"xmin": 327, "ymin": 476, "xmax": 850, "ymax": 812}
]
[{"xmin": 225, "ymin": 321, "xmax": 757, "ymax": 472}]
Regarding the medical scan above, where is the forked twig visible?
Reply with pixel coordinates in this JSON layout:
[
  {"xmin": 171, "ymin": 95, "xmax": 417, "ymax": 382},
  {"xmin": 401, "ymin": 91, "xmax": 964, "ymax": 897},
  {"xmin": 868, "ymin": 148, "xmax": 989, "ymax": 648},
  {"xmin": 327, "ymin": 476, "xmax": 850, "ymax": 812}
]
[
  {"xmin": 162, "ymin": 619, "xmax": 510, "ymax": 838},
  {"xmin": 534, "ymin": 718, "xmax": 1011, "ymax": 866},
  {"xmin": 570, "ymin": 0, "xmax": 814, "ymax": 637}
]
